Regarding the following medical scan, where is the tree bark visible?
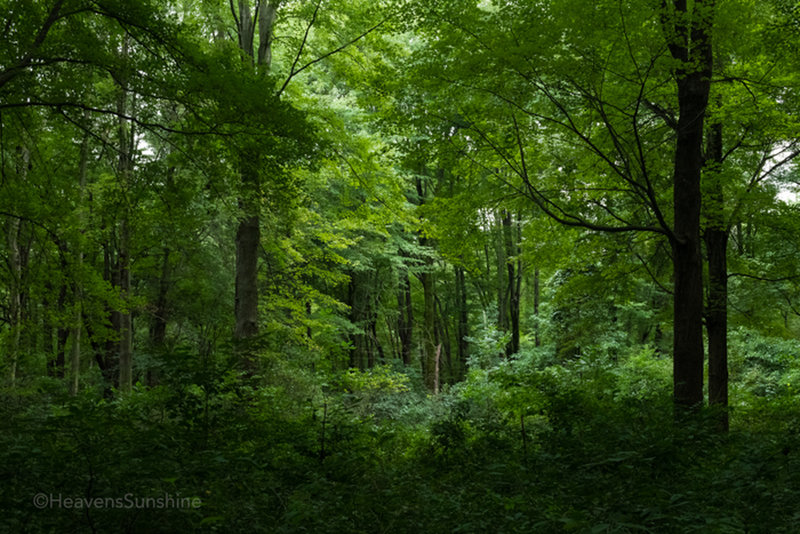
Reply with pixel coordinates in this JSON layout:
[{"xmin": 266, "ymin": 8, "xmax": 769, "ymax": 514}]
[
  {"xmin": 506, "ymin": 213, "xmax": 521, "ymax": 356},
  {"xmin": 6, "ymin": 145, "xmax": 30, "ymax": 386},
  {"xmin": 663, "ymin": 0, "xmax": 714, "ymax": 409},
  {"xmin": 454, "ymin": 265, "xmax": 469, "ymax": 376},
  {"xmin": 397, "ymin": 271, "xmax": 414, "ymax": 365},
  {"xmin": 118, "ymin": 204, "xmax": 133, "ymax": 394},
  {"xmin": 70, "ymin": 127, "xmax": 90, "ymax": 395},
  {"xmin": 533, "ymin": 266, "xmax": 541, "ymax": 347},
  {"xmin": 150, "ymin": 247, "xmax": 170, "ymax": 348},
  {"xmin": 234, "ymin": 211, "xmax": 260, "ymax": 342},
  {"xmin": 116, "ymin": 37, "xmax": 133, "ymax": 394},
  {"xmin": 421, "ymin": 260, "xmax": 437, "ymax": 390},
  {"xmin": 415, "ymin": 175, "xmax": 438, "ymax": 390},
  {"xmin": 232, "ymin": 1, "xmax": 278, "ymax": 365},
  {"xmin": 6, "ymin": 216, "xmax": 22, "ymax": 387},
  {"xmin": 704, "ymin": 116, "xmax": 729, "ymax": 430},
  {"xmin": 496, "ymin": 210, "xmax": 509, "ymax": 344}
]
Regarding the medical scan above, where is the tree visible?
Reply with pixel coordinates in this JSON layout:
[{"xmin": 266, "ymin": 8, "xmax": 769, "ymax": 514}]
[{"xmin": 404, "ymin": 0, "xmax": 717, "ymax": 408}]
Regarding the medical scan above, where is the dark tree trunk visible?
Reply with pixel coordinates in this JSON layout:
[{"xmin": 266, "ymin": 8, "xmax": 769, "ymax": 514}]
[
  {"xmin": 70, "ymin": 127, "xmax": 90, "ymax": 395},
  {"xmin": 234, "ymin": 211, "xmax": 260, "ymax": 342},
  {"xmin": 231, "ymin": 1, "xmax": 277, "ymax": 371},
  {"xmin": 51, "ymin": 269, "xmax": 69, "ymax": 378},
  {"xmin": 704, "ymin": 118, "xmax": 729, "ymax": 430},
  {"xmin": 421, "ymin": 265, "xmax": 437, "ymax": 390},
  {"xmin": 151, "ymin": 247, "xmax": 170, "ymax": 347},
  {"xmin": 664, "ymin": 0, "xmax": 714, "ymax": 409},
  {"xmin": 454, "ymin": 265, "xmax": 469, "ymax": 376},
  {"xmin": 496, "ymin": 210, "xmax": 509, "ymax": 343},
  {"xmin": 506, "ymin": 214, "xmax": 521, "ymax": 356},
  {"xmin": 533, "ymin": 267, "xmax": 541, "ymax": 347},
  {"xmin": 147, "ymin": 247, "xmax": 170, "ymax": 386},
  {"xmin": 118, "ymin": 220, "xmax": 132, "ymax": 393},
  {"xmin": 347, "ymin": 273, "xmax": 363, "ymax": 368},
  {"xmin": 116, "ymin": 46, "xmax": 133, "ymax": 394},
  {"xmin": 347, "ymin": 270, "xmax": 381, "ymax": 368},
  {"xmin": 397, "ymin": 272, "xmax": 413, "ymax": 365},
  {"xmin": 435, "ymin": 294, "xmax": 452, "ymax": 381},
  {"xmin": 414, "ymin": 174, "xmax": 438, "ymax": 390}
]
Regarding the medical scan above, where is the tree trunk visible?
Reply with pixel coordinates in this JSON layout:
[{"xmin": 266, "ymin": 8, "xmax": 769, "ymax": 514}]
[
  {"xmin": 421, "ymin": 263, "xmax": 437, "ymax": 390},
  {"xmin": 232, "ymin": 1, "xmax": 278, "ymax": 366},
  {"xmin": 454, "ymin": 265, "xmax": 469, "ymax": 376},
  {"xmin": 435, "ymin": 294, "xmax": 452, "ymax": 380},
  {"xmin": 347, "ymin": 270, "xmax": 370, "ymax": 368},
  {"xmin": 150, "ymin": 247, "xmax": 170, "ymax": 348},
  {"xmin": 116, "ymin": 38, "xmax": 133, "ymax": 395},
  {"xmin": 118, "ymin": 217, "xmax": 133, "ymax": 394},
  {"xmin": 6, "ymin": 145, "xmax": 30, "ymax": 386},
  {"xmin": 6, "ymin": 216, "xmax": 22, "ymax": 387},
  {"xmin": 664, "ymin": 0, "xmax": 714, "ymax": 409},
  {"xmin": 414, "ymin": 174, "xmax": 438, "ymax": 390},
  {"xmin": 70, "ymin": 127, "xmax": 90, "ymax": 395},
  {"xmin": 704, "ymin": 116, "xmax": 729, "ymax": 430},
  {"xmin": 506, "ymin": 214, "xmax": 521, "ymax": 356},
  {"xmin": 397, "ymin": 271, "xmax": 414, "ymax": 365},
  {"xmin": 496, "ymin": 210, "xmax": 509, "ymax": 344},
  {"xmin": 533, "ymin": 266, "xmax": 541, "ymax": 347}
]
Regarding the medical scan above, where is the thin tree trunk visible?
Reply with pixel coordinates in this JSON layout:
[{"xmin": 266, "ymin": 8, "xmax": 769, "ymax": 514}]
[
  {"xmin": 421, "ymin": 265, "xmax": 436, "ymax": 390},
  {"xmin": 397, "ymin": 271, "xmax": 414, "ymax": 365},
  {"xmin": 454, "ymin": 265, "xmax": 469, "ymax": 376},
  {"xmin": 533, "ymin": 266, "xmax": 541, "ymax": 347},
  {"xmin": 118, "ymin": 219, "xmax": 133, "ymax": 394},
  {"xmin": 435, "ymin": 293, "xmax": 452, "ymax": 380},
  {"xmin": 496, "ymin": 210, "xmax": 509, "ymax": 342},
  {"xmin": 505, "ymin": 214, "xmax": 521, "ymax": 356},
  {"xmin": 70, "ymin": 128, "xmax": 90, "ymax": 395},
  {"xmin": 151, "ymin": 247, "xmax": 170, "ymax": 347},
  {"xmin": 6, "ymin": 145, "xmax": 30, "ymax": 386},
  {"xmin": 116, "ymin": 36, "xmax": 133, "ymax": 394},
  {"xmin": 7, "ymin": 217, "xmax": 22, "ymax": 387},
  {"xmin": 51, "ymin": 272, "xmax": 68, "ymax": 378}
]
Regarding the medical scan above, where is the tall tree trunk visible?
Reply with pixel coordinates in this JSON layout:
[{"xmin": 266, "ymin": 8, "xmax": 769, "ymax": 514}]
[
  {"xmin": 533, "ymin": 266, "xmax": 541, "ymax": 347},
  {"xmin": 454, "ymin": 265, "xmax": 469, "ymax": 377},
  {"xmin": 663, "ymin": 0, "xmax": 714, "ymax": 409},
  {"xmin": 70, "ymin": 127, "xmax": 90, "ymax": 395},
  {"xmin": 116, "ymin": 36, "xmax": 134, "ymax": 395},
  {"xmin": 150, "ymin": 247, "xmax": 170, "ymax": 348},
  {"xmin": 6, "ymin": 145, "xmax": 30, "ymax": 386},
  {"xmin": 397, "ymin": 271, "xmax": 414, "ymax": 365},
  {"xmin": 415, "ymin": 175, "xmax": 438, "ymax": 390},
  {"xmin": 421, "ymin": 266, "xmax": 436, "ymax": 390},
  {"xmin": 347, "ymin": 270, "xmax": 370, "ymax": 369},
  {"xmin": 50, "ymin": 269, "xmax": 68, "ymax": 378},
  {"xmin": 704, "ymin": 116, "xmax": 729, "ymax": 430},
  {"xmin": 232, "ymin": 1, "xmax": 278, "ymax": 368},
  {"xmin": 496, "ymin": 210, "xmax": 509, "ymax": 343},
  {"xmin": 505, "ymin": 213, "xmax": 521, "ymax": 356},
  {"xmin": 435, "ymin": 294, "xmax": 452, "ymax": 381},
  {"xmin": 118, "ymin": 204, "xmax": 133, "ymax": 394},
  {"xmin": 7, "ymin": 217, "xmax": 22, "ymax": 387}
]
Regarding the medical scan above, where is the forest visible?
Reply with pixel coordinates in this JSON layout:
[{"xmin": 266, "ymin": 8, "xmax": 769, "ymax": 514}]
[{"xmin": 2, "ymin": 0, "xmax": 800, "ymax": 532}]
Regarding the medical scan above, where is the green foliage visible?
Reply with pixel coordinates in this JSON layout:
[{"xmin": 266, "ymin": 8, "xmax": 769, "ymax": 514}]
[
  {"xmin": 4, "ymin": 0, "xmax": 800, "ymax": 532},
  {"xmin": 4, "ymin": 339, "xmax": 800, "ymax": 532},
  {"xmin": 729, "ymin": 327, "xmax": 800, "ymax": 401}
]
